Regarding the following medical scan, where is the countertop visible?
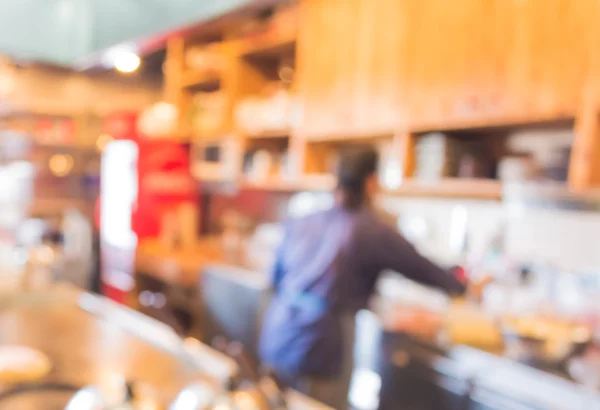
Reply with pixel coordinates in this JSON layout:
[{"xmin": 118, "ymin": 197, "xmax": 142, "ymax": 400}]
[
  {"xmin": 135, "ymin": 238, "xmax": 226, "ymax": 287},
  {"xmin": 358, "ymin": 297, "xmax": 600, "ymax": 410},
  {"xmin": 374, "ymin": 328, "xmax": 600, "ymax": 410},
  {"xmin": 0, "ymin": 285, "xmax": 333, "ymax": 410},
  {"xmin": 135, "ymin": 238, "xmax": 270, "ymax": 288},
  {"xmin": 0, "ymin": 285, "xmax": 211, "ymax": 409}
]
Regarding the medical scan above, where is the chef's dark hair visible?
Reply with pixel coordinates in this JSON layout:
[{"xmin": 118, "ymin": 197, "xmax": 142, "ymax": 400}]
[{"xmin": 336, "ymin": 148, "xmax": 379, "ymax": 209}]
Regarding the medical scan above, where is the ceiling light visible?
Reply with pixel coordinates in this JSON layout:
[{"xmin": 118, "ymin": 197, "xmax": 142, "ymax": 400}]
[
  {"xmin": 104, "ymin": 46, "xmax": 141, "ymax": 73},
  {"xmin": 114, "ymin": 51, "xmax": 140, "ymax": 73}
]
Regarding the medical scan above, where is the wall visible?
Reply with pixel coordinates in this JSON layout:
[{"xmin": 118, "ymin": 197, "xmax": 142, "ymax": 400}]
[
  {"xmin": 378, "ymin": 196, "xmax": 600, "ymax": 272},
  {"xmin": 1, "ymin": 64, "xmax": 162, "ymax": 145}
]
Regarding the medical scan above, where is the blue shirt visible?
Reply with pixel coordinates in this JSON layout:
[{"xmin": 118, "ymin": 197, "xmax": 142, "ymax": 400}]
[{"xmin": 260, "ymin": 205, "xmax": 464, "ymax": 376}]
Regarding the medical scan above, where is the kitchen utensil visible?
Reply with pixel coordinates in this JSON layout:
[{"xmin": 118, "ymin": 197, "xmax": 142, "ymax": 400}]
[
  {"xmin": 500, "ymin": 317, "xmax": 591, "ymax": 367},
  {"xmin": 498, "ymin": 155, "xmax": 539, "ymax": 182}
]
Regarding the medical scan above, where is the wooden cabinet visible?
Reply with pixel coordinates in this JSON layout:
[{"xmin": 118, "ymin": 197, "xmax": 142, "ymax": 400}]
[
  {"xmin": 296, "ymin": 0, "xmax": 401, "ymax": 139},
  {"xmin": 161, "ymin": 0, "xmax": 600, "ymax": 190},
  {"xmin": 297, "ymin": 0, "xmax": 598, "ymax": 138}
]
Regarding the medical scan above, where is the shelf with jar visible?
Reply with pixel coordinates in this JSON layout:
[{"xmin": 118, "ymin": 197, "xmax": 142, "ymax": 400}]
[
  {"xmin": 230, "ymin": 4, "xmax": 300, "ymax": 188},
  {"xmin": 292, "ymin": 117, "xmax": 577, "ymax": 200},
  {"xmin": 234, "ymin": 81, "xmax": 298, "ymax": 140},
  {"xmin": 168, "ymin": 0, "xmax": 544, "ymax": 201},
  {"xmin": 181, "ymin": 45, "xmax": 227, "ymax": 90},
  {"xmin": 165, "ymin": 2, "xmax": 301, "ymax": 180}
]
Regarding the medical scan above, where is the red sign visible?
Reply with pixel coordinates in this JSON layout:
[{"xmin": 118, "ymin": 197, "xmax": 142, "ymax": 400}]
[
  {"xmin": 34, "ymin": 118, "xmax": 76, "ymax": 145},
  {"xmin": 133, "ymin": 140, "xmax": 196, "ymax": 239},
  {"xmin": 103, "ymin": 111, "xmax": 138, "ymax": 140}
]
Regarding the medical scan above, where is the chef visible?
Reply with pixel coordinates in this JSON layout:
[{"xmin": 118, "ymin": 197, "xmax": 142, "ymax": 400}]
[{"xmin": 259, "ymin": 148, "xmax": 466, "ymax": 409}]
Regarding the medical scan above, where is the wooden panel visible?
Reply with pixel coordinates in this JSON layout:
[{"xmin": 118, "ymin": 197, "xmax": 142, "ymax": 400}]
[
  {"xmin": 0, "ymin": 286, "xmax": 202, "ymax": 408},
  {"xmin": 569, "ymin": 91, "xmax": 600, "ymax": 188},
  {"xmin": 296, "ymin": 0, "xmax": 361, "ymax": 138},
  {"xmin": 297, "ymin": 0, "xmax": 599, "ymax": 137},
  {"xmin": 164, "ymin": 37, "xmax": 185, "ymax": 105}
]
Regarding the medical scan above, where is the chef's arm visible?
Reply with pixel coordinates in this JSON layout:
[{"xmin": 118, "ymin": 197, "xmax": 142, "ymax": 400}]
[{"xmin": 376, "ymin": 227, "xmax": 466, "ymax": 296}]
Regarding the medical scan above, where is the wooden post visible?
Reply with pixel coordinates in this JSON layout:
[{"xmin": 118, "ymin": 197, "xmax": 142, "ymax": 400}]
[
  {"xmin": 394, "ymin": 131, "xmax": 415, "ymax": 180},
  {"xmin": 164, "ymin": 37, "xmax": 185, "ymax": 104},
  {"xmin": 569, "ymin": 90, "xmax": 600, "ymax": 190},
  {"xmin": 163, "ymin": 37, "xmax": 186, "ymax": 139}
]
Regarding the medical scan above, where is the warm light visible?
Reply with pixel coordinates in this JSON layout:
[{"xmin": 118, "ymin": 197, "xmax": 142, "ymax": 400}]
[
  {"xmin": 102, "ymin": 45, "xmax": 141, "ymax": 73},
  {"xmin": 114, "ymin": 50, "xmax": 141, "ymax": 73},
  {"xmin": 137, "ymin": 102, "xmax": 179, "ymax": 138},
  {"xmin": 96, "ymin": 133, "xmax": 114, "ymax": 152},
  {"xmin": 49, "ymin": 154, "xmax": 74, "ymax": 177}
]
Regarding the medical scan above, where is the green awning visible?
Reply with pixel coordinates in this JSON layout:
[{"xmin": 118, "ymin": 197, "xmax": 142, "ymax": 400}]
[{"xmin": 0, "ymin": 0, "xmax": 254, "ymax": 66}]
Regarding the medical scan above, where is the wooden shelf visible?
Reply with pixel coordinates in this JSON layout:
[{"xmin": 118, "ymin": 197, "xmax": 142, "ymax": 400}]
[
  {"xmin": 384, "ymin": 178, "xmax": 502, "ymax": 200},
  {"xmin": 181, "ymin": 70, "xmax": 221, "ymax": 89},
  {"xmin": 302, "ymin": 128, "xmax": 397, "ymax": 143},
  {"xmin": 299, "ymin": 113, "xmax": 574, "ymax": 143},
  {"xmin": 237, "ymin": 30, "xmax": 296, "ymax": 59},
  {"xmin": 245, "ymin": 129, "xmax": 290, "ymax": 139},
  {"xmin": 195, "ymin": 167, "xmax": 501, "ymax": 200},
  {"xmin": 410, "ymin": 113, "xmax": 575, "ymax": 135},
  {"xmin": 241, "ymin": 174, "xmax": 335, "ymax": 192},
  {"xmin": 239, "ymin": 176, "xmax": 501, "ymax": 200}
]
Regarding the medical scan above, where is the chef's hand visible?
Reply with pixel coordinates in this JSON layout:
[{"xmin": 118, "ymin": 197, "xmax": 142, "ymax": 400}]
[{"xmin": 466, "ymin": 275, "xmax": 494, "ymax": 303}]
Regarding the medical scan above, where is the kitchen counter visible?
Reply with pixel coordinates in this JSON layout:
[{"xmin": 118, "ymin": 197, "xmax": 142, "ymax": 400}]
[
  {"xmin": 0, "ymin": 285, "xmax": 227, "ymax": 409},
  {"xmin": 357, "ymin": 305, "xmax": 600, "ymax": 410},
  {"xmin": 135, "ymin": 239, "xmax": 226, "ymax": 287},
  {"xmin": 133, "ymin": 239, "xmax": 265, "ymax": 337},
  {"xmin": 0, "ymin": 285, "xmax": 332, "ymax": 410},
  {"xmin": 195, "ymin": 262, "xmax": 600, "ymax": 410}
]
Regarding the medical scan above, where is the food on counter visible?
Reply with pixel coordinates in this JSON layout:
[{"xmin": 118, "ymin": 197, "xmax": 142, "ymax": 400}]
[
  {"xmin": 445, "ymin": 300, "xmax": 503, "ymax": 350},
  {"xmin": 501, "ymin": 315, "xmax": 592, "ymax": 366},
  {"xmin": 0, "ymin": 345, "xmax": 51, "ymax": 382},
  {"xmin": 384, "ymin": 307, "xmax": 442, "ymax": 339},
  {"xmin": 502, "ymin": 316, "xmax": 591, "ymax": 343}
]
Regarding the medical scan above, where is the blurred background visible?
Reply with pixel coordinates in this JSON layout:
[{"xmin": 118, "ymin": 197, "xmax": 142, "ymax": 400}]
[{"xmin": 1, "ymin": 0, "xmax": 600, "ymax": 409}]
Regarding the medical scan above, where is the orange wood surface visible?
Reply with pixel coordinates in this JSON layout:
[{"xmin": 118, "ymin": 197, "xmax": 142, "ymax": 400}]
[
  {"xmin": 164, "ymin": 0, "xmax": 600, "ymax": 191},
  {"xmin": 296, "ymin": 0, "xmax": 597, "ymax": 138}
]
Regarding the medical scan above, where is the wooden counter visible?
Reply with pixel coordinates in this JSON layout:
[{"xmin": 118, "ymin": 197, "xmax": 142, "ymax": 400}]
[
  {"xmin": 0, "ymin": 285, "xmax": 333, "ymax": 410},
  {"xmin": 135, "ymin": 239, "xmax": 225, "ymax": 287},
  {"xmin": 0, "ymin": 286, "xmax": 217, "ymax": 409}
]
